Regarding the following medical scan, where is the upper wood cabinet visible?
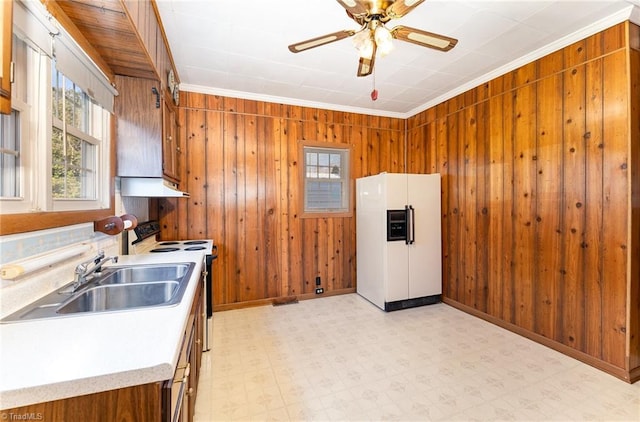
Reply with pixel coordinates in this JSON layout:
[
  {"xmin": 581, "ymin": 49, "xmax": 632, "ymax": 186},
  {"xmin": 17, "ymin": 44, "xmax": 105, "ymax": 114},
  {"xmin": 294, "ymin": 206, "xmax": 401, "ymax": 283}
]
[
  {"xmin": 0, "ymin": 0, "xmax": 13, "ymax": 114},
  {"xmin": 116, "ymin": 75, "xmax": 180, "ymax": 183},
  {"xmin": 162, "ymin": 98, "xmax": 181, "ymax": 181}
]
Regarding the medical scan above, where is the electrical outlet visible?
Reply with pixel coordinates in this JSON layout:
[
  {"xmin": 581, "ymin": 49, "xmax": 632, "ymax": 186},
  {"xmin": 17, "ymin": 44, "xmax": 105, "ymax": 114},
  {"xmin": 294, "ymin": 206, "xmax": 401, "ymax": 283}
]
[{"xmin": 315, "ymin": 287, "xmax": 324, "ymax": 294}]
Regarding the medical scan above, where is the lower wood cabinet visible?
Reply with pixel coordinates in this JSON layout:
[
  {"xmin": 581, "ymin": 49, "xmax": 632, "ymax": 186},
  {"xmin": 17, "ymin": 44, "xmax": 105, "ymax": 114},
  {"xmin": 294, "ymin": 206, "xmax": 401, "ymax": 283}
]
[{"xmin": 2, "ymin": 281, "xmax": 205, "ymax": 422}]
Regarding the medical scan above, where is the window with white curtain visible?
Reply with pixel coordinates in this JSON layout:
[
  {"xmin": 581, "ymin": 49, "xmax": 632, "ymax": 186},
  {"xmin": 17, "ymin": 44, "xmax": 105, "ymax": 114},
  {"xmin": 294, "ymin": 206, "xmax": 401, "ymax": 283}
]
[{"xmin": 0, "ymin": 0, "xmax": 115, "ymax": 214}]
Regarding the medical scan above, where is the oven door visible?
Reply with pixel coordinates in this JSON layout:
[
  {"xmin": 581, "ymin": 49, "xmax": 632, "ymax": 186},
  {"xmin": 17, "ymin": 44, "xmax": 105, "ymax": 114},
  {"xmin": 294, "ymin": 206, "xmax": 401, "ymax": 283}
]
[{"xmin": 204, "ymin": 246, "xmax": 217, "ymax": 351}]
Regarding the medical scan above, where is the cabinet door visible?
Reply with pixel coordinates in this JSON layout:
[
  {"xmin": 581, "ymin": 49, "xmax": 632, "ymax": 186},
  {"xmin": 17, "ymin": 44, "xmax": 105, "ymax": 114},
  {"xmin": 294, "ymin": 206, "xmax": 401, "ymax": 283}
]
[
  {"xmin": 186, "ymin": 282, "xmax": 203, "ymax": 420},
  {"xmin": 0, "ymin": 0, "xmax": 12, "ymax": 114},
  {"xmin": 115, "ymin": 76, "xmax": 163, "ymax": 177},
  {"xmin": 162, "ymin": 99, "xmax": 180, "ymax": 182}
]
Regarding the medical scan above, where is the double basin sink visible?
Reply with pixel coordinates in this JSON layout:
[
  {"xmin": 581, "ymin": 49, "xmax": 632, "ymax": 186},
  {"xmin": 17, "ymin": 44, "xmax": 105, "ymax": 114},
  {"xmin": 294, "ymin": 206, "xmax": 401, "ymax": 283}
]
[{"xmin": 1, "ymin": 262, "xmax": 195, "ymax": 322}]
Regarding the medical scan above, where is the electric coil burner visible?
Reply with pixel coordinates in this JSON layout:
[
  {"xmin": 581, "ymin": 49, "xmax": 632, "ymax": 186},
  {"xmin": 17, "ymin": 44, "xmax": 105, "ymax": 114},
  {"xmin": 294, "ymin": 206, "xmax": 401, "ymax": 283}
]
[{"xmin": 149, "ymin": 247, "xmax": 181, "ymax": 253}]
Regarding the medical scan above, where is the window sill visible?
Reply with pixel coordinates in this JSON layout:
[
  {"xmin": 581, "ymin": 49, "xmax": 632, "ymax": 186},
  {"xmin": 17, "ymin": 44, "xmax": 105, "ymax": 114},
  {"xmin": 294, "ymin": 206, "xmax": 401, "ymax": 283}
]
[{"xmin": 300, "ymin": 211, "xmax": 353, "ymax": 219}]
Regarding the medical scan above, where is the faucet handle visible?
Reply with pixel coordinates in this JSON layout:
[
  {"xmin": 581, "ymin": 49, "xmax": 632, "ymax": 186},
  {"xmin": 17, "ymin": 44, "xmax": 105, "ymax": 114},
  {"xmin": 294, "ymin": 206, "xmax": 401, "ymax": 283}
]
[{"xmin": 94, "ymin": 250, "xmax": 105, "ymax": 262}]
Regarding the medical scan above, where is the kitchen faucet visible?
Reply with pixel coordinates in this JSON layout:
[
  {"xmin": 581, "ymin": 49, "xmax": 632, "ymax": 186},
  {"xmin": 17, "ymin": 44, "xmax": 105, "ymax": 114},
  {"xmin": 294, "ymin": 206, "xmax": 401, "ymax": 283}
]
[{"xmin": 72, "ymin": 250, "xmax": 118, "ymax": 292}]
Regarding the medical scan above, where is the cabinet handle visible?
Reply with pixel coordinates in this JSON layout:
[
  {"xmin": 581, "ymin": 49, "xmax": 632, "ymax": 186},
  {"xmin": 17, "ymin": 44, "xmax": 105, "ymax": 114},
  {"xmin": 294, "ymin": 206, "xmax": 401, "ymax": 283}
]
[
  {"xmin": 195, "ymin": 339, "xmax": 201, "ymax": 345},
  {"xmin": 186, "ymin": 387, "xmax": 194, "ymax": 397},
  {"xmin": 151, "ymin": 87, "xmax": 160, "ymax": 108}
]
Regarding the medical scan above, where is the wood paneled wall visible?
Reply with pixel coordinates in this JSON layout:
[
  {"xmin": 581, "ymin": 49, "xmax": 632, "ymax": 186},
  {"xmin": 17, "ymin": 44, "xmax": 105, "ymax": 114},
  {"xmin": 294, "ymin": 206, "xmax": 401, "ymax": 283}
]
[
  {"xmin": 407, "ymin": 22, "xmax": 639, "ymax": 381},
  {"xmin": 158, "ymin": 97, "xmax": 404, "ymax": 308},
  {"xmin": 157, "ymin": 21, "xmax": 638, "ymax": 381}
]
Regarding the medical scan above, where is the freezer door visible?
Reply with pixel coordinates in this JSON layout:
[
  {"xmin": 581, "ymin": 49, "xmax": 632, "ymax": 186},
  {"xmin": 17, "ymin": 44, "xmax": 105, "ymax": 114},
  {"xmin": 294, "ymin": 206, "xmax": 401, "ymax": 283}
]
[
  {"xmin": 356, "ymin": 175, "xmax": 387, "ymax": 309},
  {"xmin": 407, "ymin": 174, "xmax": 442, "ymax": 298}
]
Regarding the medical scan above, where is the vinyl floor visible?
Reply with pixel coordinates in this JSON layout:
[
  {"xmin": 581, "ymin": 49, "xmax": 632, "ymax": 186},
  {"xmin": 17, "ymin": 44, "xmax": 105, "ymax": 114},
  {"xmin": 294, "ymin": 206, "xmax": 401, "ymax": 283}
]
[{"xmin": 194, "ymin": 294, "xmax": 640, "ymax": 421}]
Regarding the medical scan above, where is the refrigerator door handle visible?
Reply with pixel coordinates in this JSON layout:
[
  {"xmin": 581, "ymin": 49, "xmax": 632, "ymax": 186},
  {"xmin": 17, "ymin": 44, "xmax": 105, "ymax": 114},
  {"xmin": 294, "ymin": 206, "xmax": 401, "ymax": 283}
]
[
  {"xmin": 409, "ymin": 205, "xmax": 416, "ymax": 244},
  {"xmin": 405, "ymin": 205, "xmax": 411, "ymax": 245}
]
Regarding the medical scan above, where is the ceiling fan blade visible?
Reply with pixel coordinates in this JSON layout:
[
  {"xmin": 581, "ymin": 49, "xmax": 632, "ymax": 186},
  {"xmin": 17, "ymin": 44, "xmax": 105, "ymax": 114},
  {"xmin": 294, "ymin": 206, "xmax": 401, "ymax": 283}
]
[
  {"xmin": 386, "ymin": 0, "xmax": 426, "ymax": 18},
  {"xmin": 288, "ymin": 30, "xmax": 356, "ymax": 53},
  {"xmin": 391, "ymin": 25, "xmax": 458, "ymax": 51},
  {"xmin": 336, "ymin": 0, "xmax": 368, "ymax": 17},
  {"xmin": 357, "ymin": 42, "xmax": 377, "ymax": 77}
]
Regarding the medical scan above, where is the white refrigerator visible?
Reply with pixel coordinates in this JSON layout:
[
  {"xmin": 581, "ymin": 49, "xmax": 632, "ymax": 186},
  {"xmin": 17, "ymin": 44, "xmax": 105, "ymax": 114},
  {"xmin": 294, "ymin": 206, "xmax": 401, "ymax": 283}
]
[{"xmin": 356, "ymin": 173, "xmax": 442, "ymax": 311}]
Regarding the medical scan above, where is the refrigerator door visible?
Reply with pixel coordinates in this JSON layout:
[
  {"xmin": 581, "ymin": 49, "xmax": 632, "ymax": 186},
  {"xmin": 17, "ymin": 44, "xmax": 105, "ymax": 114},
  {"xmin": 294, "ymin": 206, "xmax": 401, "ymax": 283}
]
[
  {"xmin": 356, "ymin": 175, "xmax": 387, "ymax": 309},
  {"xmin": 407, "ymin": 174, "xmax": 442, "ymax": 298},
  {"xmin": 384, "ymin": 174, "xmax": 410, "ymax": 302}
]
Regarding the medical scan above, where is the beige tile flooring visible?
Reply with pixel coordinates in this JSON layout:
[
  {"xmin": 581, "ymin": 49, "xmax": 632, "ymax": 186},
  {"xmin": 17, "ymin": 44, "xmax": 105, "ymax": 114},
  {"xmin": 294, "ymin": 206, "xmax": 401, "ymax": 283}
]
[{"xmin": 195, "ymin": 294, "xmax": 640, "ymax": 421}]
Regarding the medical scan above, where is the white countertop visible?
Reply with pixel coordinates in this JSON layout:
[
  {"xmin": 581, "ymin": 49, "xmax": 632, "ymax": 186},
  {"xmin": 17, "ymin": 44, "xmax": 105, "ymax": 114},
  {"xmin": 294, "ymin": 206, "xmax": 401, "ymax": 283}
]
[{"xmin": 0, "ymin": 252, "xmax": 204, "ymax": 410}]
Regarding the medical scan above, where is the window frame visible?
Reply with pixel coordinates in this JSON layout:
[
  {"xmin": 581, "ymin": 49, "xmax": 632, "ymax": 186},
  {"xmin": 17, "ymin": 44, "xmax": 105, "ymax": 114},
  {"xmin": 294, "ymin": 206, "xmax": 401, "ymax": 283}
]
[
  {"xmin": 0, "ymin": 4, "xmax": 114, "ymax": 236},
  {"xmin": 299, "ymin": 140, "xmax": 353, "ymax": 219}
]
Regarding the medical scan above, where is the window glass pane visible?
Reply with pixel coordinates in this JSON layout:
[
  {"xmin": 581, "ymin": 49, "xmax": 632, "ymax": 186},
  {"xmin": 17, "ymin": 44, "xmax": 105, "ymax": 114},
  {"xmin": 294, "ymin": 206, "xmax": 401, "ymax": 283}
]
[
  {"xmin": 52, "ymin": 132, "xmax": 96, "ymax": 199},
  {"xmin": 306, "ymin": 152, "xmax": 317, "ymax": 165},
  {"xmin": 51, "ymin": 66, "xmax": 104, "ymax": 203},
  {"xmin": 306, "ymin": 165, "xmax": 318, "ymax": 178},
  {"xmin": 0, "ymin": 110, "xmax": 21, "ymax": 197},
  {"xmin": 52, "ymin": 66, "xmax": 62, "ymax": 121},
  {"xmin": 303, "ymin": 146, "xmax": 349, "ymax": 213}
]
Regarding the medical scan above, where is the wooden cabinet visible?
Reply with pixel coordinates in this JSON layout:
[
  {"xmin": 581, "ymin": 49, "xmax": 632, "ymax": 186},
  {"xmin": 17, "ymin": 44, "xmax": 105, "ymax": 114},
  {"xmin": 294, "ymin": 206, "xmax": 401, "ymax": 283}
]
[
  {"xmin": 162, "ymin": 98, "xmax": 181, "ymax": 182},
  {"xmin": 0, "ymin": 0, "xmax": 12, "ymax": 114},
  {"xmin": 115, "ymin": 75, "xmax": 181, "ymax": 183},
  {"xmin": 2, "ymin": 277, "xmax": 205, "ymax": 422},
  {"xmin": 164, "ymin": 276, "xmax": 203, "ymax": 422}
]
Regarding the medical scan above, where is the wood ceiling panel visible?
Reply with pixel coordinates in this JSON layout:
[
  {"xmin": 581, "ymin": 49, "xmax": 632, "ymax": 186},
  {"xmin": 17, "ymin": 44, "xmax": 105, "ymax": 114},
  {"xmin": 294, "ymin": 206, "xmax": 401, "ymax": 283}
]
[{"xmin": 55, "ymin": 0, "xmax": 155, "ymax": 78}]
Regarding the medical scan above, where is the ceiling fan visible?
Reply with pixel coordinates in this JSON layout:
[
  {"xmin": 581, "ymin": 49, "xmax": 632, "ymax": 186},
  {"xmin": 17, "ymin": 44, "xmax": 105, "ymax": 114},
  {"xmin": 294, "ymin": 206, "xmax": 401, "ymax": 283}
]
[{"xmin": 288, "ymin": 0, "xmax": 458, "ymax": 77}]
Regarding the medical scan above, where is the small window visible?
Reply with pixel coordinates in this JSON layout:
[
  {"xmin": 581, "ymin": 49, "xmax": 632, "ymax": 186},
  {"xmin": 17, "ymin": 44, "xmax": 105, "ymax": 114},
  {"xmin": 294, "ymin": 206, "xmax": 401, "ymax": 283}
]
[
  {"xmin": 51, "ymin": 65, "xmax": 103, "ymax": 201},
  {"xmin": 301, "ymin": 142, "xmax": 351, "ymax": 217}
]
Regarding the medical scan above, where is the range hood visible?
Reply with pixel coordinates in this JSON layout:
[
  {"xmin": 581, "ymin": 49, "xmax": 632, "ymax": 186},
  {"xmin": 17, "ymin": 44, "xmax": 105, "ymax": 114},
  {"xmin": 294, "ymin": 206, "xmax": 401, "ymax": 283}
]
[{"xmin": 120, "ymin": 177, "xmax": 190, "ymax": 198}]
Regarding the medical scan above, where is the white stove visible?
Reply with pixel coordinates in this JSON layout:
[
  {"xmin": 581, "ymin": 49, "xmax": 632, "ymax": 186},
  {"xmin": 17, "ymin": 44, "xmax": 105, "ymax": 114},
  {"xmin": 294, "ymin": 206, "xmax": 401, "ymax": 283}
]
[
  {"xmin": 128, "ymin": 221, "xmax": 214, "ymax": 255},
  {"xmin": 126, "ymin": 221, "xmax": 217, "ymax": 352}
]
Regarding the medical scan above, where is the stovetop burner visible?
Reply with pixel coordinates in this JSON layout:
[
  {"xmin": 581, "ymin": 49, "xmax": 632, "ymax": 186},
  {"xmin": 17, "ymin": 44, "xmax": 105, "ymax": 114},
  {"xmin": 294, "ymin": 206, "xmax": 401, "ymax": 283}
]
[
  {"xmin": 184, "ymin": 240, "xmax": 208, "ymax": 245},
  {"xmin": 159, "ymin": 241, "xmax": 180, "ymax": 245},
  {"xmin": 150, "ymin": 247, "xmax": 181, "ymax": 253},
  {"xmin": 184, "ymin": 246, "xmax": 206, "ymax": 251}
]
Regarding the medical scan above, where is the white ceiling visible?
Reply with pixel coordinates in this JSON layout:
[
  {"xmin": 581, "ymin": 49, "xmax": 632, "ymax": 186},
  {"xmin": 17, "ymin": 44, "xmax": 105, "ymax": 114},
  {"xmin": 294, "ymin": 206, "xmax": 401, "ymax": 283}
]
[{"xmin": 155, "ymin": 0, "xmax": 640, "ymax": 118}]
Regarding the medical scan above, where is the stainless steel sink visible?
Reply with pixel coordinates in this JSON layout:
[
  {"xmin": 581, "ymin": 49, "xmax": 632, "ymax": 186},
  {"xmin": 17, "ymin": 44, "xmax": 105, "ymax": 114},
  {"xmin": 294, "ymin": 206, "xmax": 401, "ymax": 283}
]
[
  {"xmin": 57, "ymin": 281, "xmax": 180, "ymax": 314},
  {"xmin": 1, "ymin": 262, "xmax": 195, "ymax": 322},
  {"xmin": 97, "ymin": 264, "xmax": 191, "ymax": 285}
]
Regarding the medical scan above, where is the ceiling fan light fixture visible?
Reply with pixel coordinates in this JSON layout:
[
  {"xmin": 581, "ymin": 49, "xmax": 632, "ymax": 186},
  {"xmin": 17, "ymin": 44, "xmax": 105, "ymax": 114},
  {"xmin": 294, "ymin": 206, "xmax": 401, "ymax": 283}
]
[
  {"xmin": 353, "ymin": 29, "xmax": 374, "ymax": 58},
  {"xmin": 374, "ymin": 25, "xmax": 394, "ymax": 56}
]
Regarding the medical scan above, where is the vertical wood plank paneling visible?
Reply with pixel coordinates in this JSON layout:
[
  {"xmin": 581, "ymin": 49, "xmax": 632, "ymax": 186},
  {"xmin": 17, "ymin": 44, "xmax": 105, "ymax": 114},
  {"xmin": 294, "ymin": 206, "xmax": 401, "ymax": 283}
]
[
  {"xmin": 287, "ymin": 119, "xmax": 303, "ymax": 296},
  {"xmin": 628, "ymin": 35, "xmax": 640, "ymax": 373},
  {"xmin": 206, "ymin": 110, "xmax": 226, "ymax": 306},
  {"xmin": 502, "ymin": 88, "xmax": 516, "ymax": 324},
  {"xmin": 447, "ymin": 111, "xmax": 460, "ymax": 300},
  {"xmin": 584, "ymin": 58, "xmax": 605, "ymax": 359},
  {"xmin": 475, "ymin": 100, "xmax": 489, "ymax": 313},
  {"xmin": 243, "ymin": 113, "xmax": 260, "ymax": 300},
  {"xmin": 512, "ymin": 79, "xmax": 536, "ymax": 332},
  {"xmin": 487, "ymin": 92, "xmax": 505, "ymax": 318},
  {"xmin": 186, "ymin": 109, "xmax": 207, "ymax": 239},
  {"xmin": 437, "ymin": 113, "xmax": 450, "ymax": 294},
  {"xmin": 534, "ymin": 71, "xmax": 563, "ymax": 340},
  {"xmin": 601, "ymin": 50, "xmax": 629, "ymax": 368},
  {"xmin": 463, "ymin": 106, "xmax": 477, "ymax": 307},
  {"xmin": 561, "ymin": 63, "xmax": 587, "ymax": 350},
  {"xmin": 223, "ymin": 111, "xmax": 239, "ymax": 303}
]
